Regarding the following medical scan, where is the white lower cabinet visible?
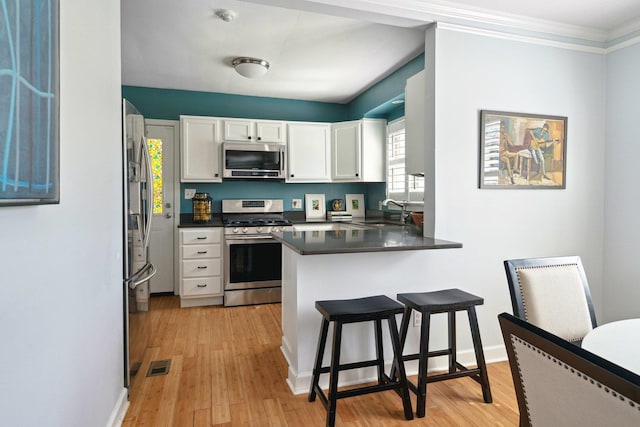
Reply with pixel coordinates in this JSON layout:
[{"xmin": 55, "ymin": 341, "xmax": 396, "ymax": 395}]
[{"xmin": 179, "ymin": 228, "xmax": 223, "ymax": 307}]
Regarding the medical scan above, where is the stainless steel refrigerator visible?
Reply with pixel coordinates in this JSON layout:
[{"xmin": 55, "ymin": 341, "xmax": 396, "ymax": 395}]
[{"xmin": 122, "ymin": 98, "xmax": 157, "ymax": 392}]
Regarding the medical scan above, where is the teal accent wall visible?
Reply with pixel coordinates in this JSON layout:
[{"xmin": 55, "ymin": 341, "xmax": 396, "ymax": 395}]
[
  {"xmin": 124, "ymin": 53, "xmax": 424, "ymax": 215},
  {"xmin": 122, "ymin": 53, "xmax": 425, "ymax": 123},
  {"xmin": 181, "ymin": 181, "xmax": 386, "ymax": 213},
  {"xmin": 348, "ymin": 53, "xmax": 425, "ymax": 119},
  {"xmin": 122, "ymin": 86, "xmax": 348, "ymax": 122}
]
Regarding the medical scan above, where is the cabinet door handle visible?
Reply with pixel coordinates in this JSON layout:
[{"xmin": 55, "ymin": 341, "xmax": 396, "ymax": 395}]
[
  {"xmin": 197, "ymin": 266, "xmax": 208, "ymax": 269},
  {"xmin": 257, "ymin": 137, "xmax": 262, "ymax": 141},
  {"xmin": 197, "ymin": 250, "xmax": 208, "ymax": 254},
  {"xmin": 197, "ymin": 236, "xmax": 207, "ymax": 240},
  {"xmin": 355, "ymin": 173, "xmax": 359, "ymax": 177},
  {"xmin": 197, "ymin": 284, "xmax": 207, "ymax": 288},
  {"xmin": 290, "ymin": 174, "xmax": 294, "ymax": 178},
  {"xmin": 248, "ymin": 135, "xmax": 252, "ymax": 140}
]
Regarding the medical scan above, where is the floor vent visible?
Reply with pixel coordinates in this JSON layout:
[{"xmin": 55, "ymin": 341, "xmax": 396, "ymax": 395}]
[{"xmin": 146, "ymin": 359, "xmax": 171, "ymax": 377}]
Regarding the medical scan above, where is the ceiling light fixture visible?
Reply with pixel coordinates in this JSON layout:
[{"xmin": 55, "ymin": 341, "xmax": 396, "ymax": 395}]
[{"xmin": 232, "ymin": 57, "xmax": 270, "ymax": 78}]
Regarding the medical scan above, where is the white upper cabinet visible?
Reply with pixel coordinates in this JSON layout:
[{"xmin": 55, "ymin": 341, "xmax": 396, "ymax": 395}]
[
  {"xmin": 405, "ymin": 70, "xmax": 426, "ymax": 176},
  {"xmin": 331, "ymin": 119, "xmax": 386, "ymax": 182},
  {"xmin": 360, "ymin": 119, "xmax": 386, "ymax": 182},
  {"xmin": 331, "ymin": 121, "xmax": 361, "ymax": 180},
  {"xmin": 180, "ymin": 115, "xmax": 385, "ymax": 183},
  {"xmin": 287, "ymin": 122, "xmax": 331, "ymax": 182},
  {"xmin": 180, "ymin": 115, "xmax": 222, "ymax": 182},
  {"xmin": 223, "ymin": 119, "xmax": 286, "ymax": 143}
]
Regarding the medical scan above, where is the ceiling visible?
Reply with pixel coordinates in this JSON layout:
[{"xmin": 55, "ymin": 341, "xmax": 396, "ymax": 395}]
[{"xmin": 121, "ymin": 0, "xmax": 640, "ymax": 105}]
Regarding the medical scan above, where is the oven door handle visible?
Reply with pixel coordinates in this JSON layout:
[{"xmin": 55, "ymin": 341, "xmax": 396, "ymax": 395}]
[{"xmin": 225, "ymin": 235, "xmax": 275, "ymax": 241}]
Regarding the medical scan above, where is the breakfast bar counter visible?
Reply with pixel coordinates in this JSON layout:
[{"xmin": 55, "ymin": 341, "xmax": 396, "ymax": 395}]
[
  {"xmin": 272, "ymin": 225, "xmax": 462, "ymax": 255},
  {"xmin": 273, "ymin": 225, "xmax": 463, "ymax": 395}
]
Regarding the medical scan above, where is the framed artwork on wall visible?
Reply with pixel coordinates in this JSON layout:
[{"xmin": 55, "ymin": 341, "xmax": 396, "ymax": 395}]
[
  {"xmin": 479, "ymin": 110, "xmax": 567, "ymax": 189},
  {"xmin": 305, "ymin": 193, "xmax": 326, "ymax": 219},
  {"xmin": 0, "ymin": 0, "xmax": 60, "ymax": 206}
]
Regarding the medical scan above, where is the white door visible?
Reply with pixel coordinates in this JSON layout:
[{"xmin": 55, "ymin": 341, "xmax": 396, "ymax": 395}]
[{"xmin": 145, "ymin": 120, "xmax": 178, "ymax": 294}]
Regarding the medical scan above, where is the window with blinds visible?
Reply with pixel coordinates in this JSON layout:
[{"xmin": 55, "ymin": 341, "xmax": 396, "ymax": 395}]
[{"xmin": 387, "ymin": 119, "xmax": 424, "ymax": 202}]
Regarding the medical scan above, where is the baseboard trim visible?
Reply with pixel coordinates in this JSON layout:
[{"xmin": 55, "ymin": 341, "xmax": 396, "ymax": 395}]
[{"xmin": 106, "ymin": 388, "xmax": 129, "ymax": 427}]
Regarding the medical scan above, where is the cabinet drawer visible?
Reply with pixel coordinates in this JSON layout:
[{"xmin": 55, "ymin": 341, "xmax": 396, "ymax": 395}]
[
  {"xmin": 180, "ymin": 228, "xmax": 221, "ymax": 245},
  {"xmin": 181, "ymin": 244, "xmax": 221, "ymax": 259},
  {"xmin": 182, "ymin": 259, "xmax": 221, "ymax": 278},
  {"xmin": 182, "ymin": 277, "xmax": 222, "ymax": 297}
]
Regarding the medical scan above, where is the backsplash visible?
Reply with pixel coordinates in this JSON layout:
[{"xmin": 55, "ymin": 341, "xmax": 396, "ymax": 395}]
[{"xmin": 180, "ymin": 181, "xmax": 386, "ymax": 213}]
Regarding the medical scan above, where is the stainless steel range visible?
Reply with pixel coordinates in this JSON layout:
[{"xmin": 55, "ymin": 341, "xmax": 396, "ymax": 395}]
[{"xmin": 222, "ymin": 199, "xmax": 292, "ymax": 306}]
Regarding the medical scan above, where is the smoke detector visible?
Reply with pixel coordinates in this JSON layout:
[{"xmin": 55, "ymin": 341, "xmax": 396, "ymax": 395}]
[{"xmin": 215, "ymin": 9, "xmax": 237, "ymax": 22}]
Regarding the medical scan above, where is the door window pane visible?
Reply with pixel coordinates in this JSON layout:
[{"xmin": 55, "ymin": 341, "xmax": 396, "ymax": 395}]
[{"xmin": 147, "ymin": 138, "xmax": 163, "ymax": 215}]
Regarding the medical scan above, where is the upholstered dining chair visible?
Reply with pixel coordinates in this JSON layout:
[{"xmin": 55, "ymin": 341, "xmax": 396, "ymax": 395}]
[
  {"xmin": 498, "ymin": 313, "xmax": 640, "ymax": 427},
  {"xmin": 503, "ymin": 256, "xmax": 597, "ymax": 345}
]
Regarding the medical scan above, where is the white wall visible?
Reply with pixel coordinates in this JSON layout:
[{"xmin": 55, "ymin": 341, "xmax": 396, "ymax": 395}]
[
  {"xmin": 418, "ymin": 26, "xmax": 607, "ymax": 350},
  {"xmin": 0, "ymin": 1, "xmax": 124, "ymax": 426},
  {"xmin": 603, "ymin": 42, "xmax": 640, "ymax": 322}
]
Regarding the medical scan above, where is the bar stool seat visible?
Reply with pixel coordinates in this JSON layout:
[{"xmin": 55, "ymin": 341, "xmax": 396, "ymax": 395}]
[
  {"xmin": 308, "ymin": 295, "xmax": 413, "ymax": 427},
  {"xmin": 394, "ymin": 288, "xmax": 493, "ymax": 418}
]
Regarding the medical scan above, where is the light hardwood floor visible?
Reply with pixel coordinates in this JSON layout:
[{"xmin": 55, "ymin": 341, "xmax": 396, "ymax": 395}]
[{"xmin": 123, "ymin": 296, "xmax": 519, "ymax": 426}]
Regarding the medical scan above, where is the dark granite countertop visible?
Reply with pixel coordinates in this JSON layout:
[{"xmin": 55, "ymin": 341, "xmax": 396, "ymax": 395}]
[
  {"xmin": 272, "ymin": 224, "xmax": 462, "ymax": 255},
  {"xmin": 178, "ymin": 213, "xmax": 224, "ymax": 228}
]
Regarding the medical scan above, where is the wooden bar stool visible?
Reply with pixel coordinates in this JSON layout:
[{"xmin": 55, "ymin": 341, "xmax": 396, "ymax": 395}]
[
  {"xmin": 394, "ymin": 288, "xmax": 492, "ymax": 418},
  {"xmin": 308, "ymin": 295, "xmax": 413, "ymax": 427}
]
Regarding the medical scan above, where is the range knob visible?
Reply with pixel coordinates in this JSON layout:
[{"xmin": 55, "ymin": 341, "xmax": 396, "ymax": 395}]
[
  {"xmin": 272, "ymin": 226, "xmax": 280, "ymax": 232},
  {"xmin": 232, "ymin": 227, "xmax": 240, "ymax": 234},
  {"xmin": 242, "ymin": 227, "xmax": 249, "ymax": 233},
  {"xmin": 256, "ymin": 226, "xmax": 263, "ymax": 233}
]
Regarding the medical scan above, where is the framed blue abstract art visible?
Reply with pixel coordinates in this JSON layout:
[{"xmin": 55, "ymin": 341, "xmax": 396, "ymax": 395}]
[{"xmin": 0, "ymin": 0, "xmax": 59, "ymax": 206}]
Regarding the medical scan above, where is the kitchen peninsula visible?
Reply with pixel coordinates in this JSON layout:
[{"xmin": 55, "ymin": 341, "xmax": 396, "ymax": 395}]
[{"xmin": 272, "ymin": 225, "xmax": 462, "ymax": 394}]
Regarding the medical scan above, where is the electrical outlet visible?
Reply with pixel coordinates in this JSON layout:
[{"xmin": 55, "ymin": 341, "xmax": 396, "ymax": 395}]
[
  {"xmin": 413, "ymin": 311, "xmax": 422, "ymax": 327},
  {"xmin": 184, "ymin": 188, "xmax": 196, "ymax": 199},
  {"xmin": 292, "ymin": 198, "xmax": 302, "ymax": 209}
]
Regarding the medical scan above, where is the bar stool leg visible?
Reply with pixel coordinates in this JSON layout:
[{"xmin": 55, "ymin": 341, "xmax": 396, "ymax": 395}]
[
  {"xmin": 327, "ymin": 321, "xmax": 343, "ymax": 427},
  {"xmin": 390, "ymin": 306, "xmax": 412, "ymax": 381},
  {"xmin": 416, "ymin": 311, "xmax": 431, "ymax": 418},
  {"xmin": 309, "ymin": 318, "xmax": 329, "ymax": 402},
  {"xmin": 467, "ymin": 307, "xmax": 492, "ymax": 403},
  {"xmin": 388, "ymin": 315, "xmax": 414, "ymax": 420},
  {"xmin": 374, "ymin": 319, "xmax": 385, "ymax": 384},
  {"xmin": 448, "ymin": 311, "xmax": 457, "ymax": 374}
]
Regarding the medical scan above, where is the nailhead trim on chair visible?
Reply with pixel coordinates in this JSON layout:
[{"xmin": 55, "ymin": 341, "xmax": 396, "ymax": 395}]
[
  {"xmin": 514, "ymin": 263, "xmax": 583, "ymax": 343},
  {"xmin": 511, "ymin": 334, "xmax": 640, "ymax": 419}
]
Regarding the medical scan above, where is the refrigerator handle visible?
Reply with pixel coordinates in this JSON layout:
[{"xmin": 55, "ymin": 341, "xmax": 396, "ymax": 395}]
[
  {"xmin": 140, "ymin": 136, "xmax": 154, "ymax": 249},
  {"xmin": 127, "ymin": 262, "xmax": 157, "ymax": 289}
]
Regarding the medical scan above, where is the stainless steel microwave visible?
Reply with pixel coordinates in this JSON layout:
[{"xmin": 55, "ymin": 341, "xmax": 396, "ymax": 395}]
[{"xmin": 222, "ymin": 143, "xmax": 286, "ymax": 179}]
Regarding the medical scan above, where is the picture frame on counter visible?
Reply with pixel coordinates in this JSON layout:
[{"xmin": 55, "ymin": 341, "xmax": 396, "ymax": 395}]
[
  {"xmin": 345, "ymin": 193, "xmax": 365, "ymax": 217},
  {"xmin": 305, "ymin": 193, "xmax": 326, "ymax": 219},
  {"xmin": 479, "ymin": 110, "xmax": 567, "ymax": 189}
]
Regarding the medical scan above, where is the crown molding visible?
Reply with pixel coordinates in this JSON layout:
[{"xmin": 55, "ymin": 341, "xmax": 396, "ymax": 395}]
[
  {"xmin": 350, "ymin": 0, "xmax": 610, "ymax": 42},
  {"xmin": 606, "ymin": 32, "xmax": 640, "ymax": 53},
  {"xmin": 436, "ymin": 22, "xmax": 606, "ymax": 54},
  {"xmin": 255, "ymin": 0, "xmax": 640, "ymax": 44},
  {"xmin": 249, "ymin": 0, "xmax": 640, "ymax": 48}
]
